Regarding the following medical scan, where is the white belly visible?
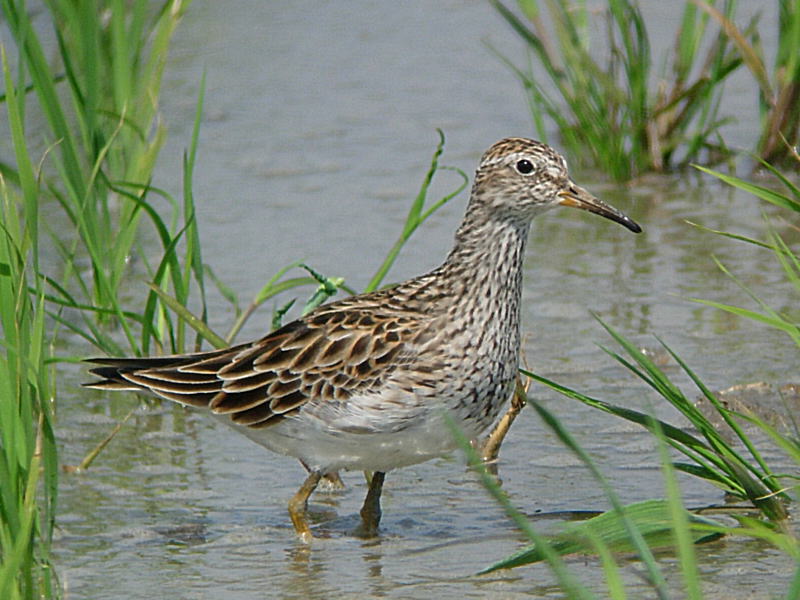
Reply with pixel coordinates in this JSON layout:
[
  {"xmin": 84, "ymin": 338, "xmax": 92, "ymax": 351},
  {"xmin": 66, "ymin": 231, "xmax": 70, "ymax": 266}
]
[
  {"xmin": 219, "ymin": 407, "xmax": 473, "ymax": 473},
  {"xmin": 210, "ymin": 381, "xmax": 507, "ymax": 472}
]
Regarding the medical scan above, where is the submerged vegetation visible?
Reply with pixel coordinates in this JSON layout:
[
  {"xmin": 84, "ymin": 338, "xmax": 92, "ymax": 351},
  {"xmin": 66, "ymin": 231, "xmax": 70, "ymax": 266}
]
[
  {"xmin": 492, "ymin": 0, "xmax": 800, "ymax": 179},
  {"xmin": 0, "ymin": 0, "xmax": 797, "ymax": 597}
]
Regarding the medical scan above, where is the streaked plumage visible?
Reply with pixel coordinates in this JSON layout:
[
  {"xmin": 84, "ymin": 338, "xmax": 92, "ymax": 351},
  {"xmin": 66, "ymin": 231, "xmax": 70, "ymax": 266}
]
[{"xmin": 86, "ymin": 138, "xmax": 641, "ymax": 541}]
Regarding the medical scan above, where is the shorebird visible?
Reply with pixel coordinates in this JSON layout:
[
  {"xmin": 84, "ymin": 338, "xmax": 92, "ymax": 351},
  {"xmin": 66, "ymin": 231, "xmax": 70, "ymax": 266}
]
[{"xmin": 85, "ymin": 137, "xmax": 641, "ymax": 542}]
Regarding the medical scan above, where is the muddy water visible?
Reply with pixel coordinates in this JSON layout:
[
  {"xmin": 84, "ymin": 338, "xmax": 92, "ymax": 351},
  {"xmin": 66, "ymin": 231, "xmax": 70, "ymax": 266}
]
[{"xmin": 50, "ymin": 1, "xmax": 798, "ymax": 598}]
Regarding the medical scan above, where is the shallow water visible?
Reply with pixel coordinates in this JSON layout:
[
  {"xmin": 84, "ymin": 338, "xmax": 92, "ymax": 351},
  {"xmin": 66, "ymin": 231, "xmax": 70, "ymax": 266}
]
[{"xmin": 36, "ymin": 1, "xmax": 799, "ymax": 598}]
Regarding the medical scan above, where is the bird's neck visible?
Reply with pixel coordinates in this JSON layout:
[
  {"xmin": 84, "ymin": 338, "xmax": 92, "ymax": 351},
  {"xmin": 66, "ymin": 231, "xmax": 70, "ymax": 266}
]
[{"xmin": 440, "ymin": 211, "xmax": 531, "ymax": 315}]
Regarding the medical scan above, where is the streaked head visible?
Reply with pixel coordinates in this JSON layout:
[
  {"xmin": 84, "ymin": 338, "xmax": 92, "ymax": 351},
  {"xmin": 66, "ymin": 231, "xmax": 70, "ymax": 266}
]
[{"xmin": 473, "ymin": 138, "xmax": 641, "ymax": 233}]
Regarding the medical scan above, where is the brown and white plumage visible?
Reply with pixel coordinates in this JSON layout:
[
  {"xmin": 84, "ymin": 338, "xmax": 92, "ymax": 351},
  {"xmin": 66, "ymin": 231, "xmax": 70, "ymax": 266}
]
[{"xmin": 85, "ymin": 137, "xmax": 641, "ymax": 540}]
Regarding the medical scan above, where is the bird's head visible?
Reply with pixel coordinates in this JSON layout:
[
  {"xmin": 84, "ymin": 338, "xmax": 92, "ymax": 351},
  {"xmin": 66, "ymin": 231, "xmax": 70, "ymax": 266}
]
[{"xmin": 473, "ymin": 138, "xmax": 641, "ymax": 233}]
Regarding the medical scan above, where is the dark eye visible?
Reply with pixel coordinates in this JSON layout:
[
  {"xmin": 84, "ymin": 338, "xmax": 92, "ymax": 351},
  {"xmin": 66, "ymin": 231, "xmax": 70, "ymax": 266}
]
[{"xmin": 516, "ymin": 159, "xmax": 534, "ymax": 174}]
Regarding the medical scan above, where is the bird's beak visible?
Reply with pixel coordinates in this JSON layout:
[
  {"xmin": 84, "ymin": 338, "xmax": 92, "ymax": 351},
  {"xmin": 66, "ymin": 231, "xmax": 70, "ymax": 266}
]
[{"xmin": 558, "ymin": 183, "xmax": 641, "ymax": 233}]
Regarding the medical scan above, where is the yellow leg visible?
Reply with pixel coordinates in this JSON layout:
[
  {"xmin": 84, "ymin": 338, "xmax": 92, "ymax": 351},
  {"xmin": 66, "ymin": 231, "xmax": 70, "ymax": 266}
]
[
  {"xmin": 480, "ymin": 375, "xmax": 529, "ymax": 471},
  {"xmin": 288, "ymin": 471, "xmax": 322, "ymax": 543},
  {"xmin": 357, "ymin": 471, "xmax": 385, "ymax": 537}
]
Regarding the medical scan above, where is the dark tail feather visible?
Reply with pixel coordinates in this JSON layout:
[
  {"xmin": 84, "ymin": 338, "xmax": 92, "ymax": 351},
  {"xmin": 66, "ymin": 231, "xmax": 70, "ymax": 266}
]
[{"xmin": 82, "ymin": 346, "xmax": 243, "ymax": 405}]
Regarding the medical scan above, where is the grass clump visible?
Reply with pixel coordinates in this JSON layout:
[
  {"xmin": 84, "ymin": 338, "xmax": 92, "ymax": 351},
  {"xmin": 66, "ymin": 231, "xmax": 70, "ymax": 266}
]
[
  {"xmin": 0, "ymin": 49, "xmax": 58, "ymax": 600},
  {"xmin": 526, "ymin": 323, "xmax": 793, "ymax": 521},
  {"xmin": 454, "ymin": 401, "xmax": 729, "ymax": 598},
  {"xmin": 1, "ymin": 0, "xmax": 204, "ymax": 357},
  {"xmin": 490, "ymin": 0, "xmax": 742, "ymax": 180},
  {"xmin": 0, "ymin": 1, "xmax": 197, "ymax": 592},
  {"xmin": 492, "ymin": 0, "xmax": 800, "ymax": 179}
]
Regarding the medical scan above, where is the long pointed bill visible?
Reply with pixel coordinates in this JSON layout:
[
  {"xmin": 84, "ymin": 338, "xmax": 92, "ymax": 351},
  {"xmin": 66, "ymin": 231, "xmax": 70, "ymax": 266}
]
[{"xmin": 558, "ymin": 183, "xmax": 642, "ymax": 233}]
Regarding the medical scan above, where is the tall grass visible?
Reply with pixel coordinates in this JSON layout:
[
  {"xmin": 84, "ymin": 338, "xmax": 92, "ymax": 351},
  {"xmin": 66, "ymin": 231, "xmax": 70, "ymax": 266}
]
[
  {"xmin": 1, "ymin": 0, "xmax": 256, "ymax": 360},
  {"xmin": 0, "ymin": 1, "xmax": 198, "ymax": 593},
  {"xmin": 1, "ymin": 0, "xmax": 201, "ymax": 356},
  {"xmin": 493, "ymin": 1, "xmax": 800, "ymax": 178},
  {"xmin": 0, "ymin": 48, "xmax": 58, "ymax": 600},
  {"xmin": 491, "ymin": 0, "xmax": 741, "ymax": 180},
  {"xmin": 690, "ymin": 0, "xmax": 800, "ymax": 164}
]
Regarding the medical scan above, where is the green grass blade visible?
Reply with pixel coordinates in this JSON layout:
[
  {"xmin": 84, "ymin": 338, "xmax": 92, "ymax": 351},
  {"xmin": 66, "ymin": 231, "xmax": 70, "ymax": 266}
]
[
  {"xmin": 145, "ymin": 283, "xmax": 227, "ymax": 349},
  {"xmin": 446, "ymin": 421, "xmax": 595, "ymax": 598},
  {"xmin": 226, "ymin": 260, "xmax": 313, "ymax": 342},
  {"xmin": 486, "ymin": 499, "xmax": 722, "ymax": 571},
  {"xmin": 771, "ymin": 230, "xmax": 800, "ymax": 298},
  {"xmin": 694, "ymin": 165, "xmax": 800, "ymax": 213},
  {"xmin": 655, "ymin": 419, "xmax": 704, "ymax": 600},
  {"xmin": 685, "ymin": 220, "xmax": 776, "ymax": 251},
  {"xmin": 689, "ymin": 298, "xmax": 800, "ymax": 344},
  {"xmin": 181, "ymin": 70, "xmax": 209, "ymax": 351},
  {"xmin": 364, "ymin": 130, "xmax": 467, "ymax": 293},
  {"xmin": 527, "ymin": 398, "xmax": 671, "ymax": 596},
  {"xmin": 786, "ymin": 562, "xmax": 800, "ymax": 600}
]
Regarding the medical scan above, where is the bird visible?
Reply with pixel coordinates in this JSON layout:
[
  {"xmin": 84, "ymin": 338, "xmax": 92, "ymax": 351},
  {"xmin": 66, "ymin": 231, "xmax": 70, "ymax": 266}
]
[{"xmin": 85, "ymin": 137, "xmax": 642, "ymax": 542}]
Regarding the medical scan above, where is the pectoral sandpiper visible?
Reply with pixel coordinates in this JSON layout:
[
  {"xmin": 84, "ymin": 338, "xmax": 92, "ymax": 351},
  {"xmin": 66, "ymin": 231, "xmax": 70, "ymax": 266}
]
[{"xmin": 85, "ymin": 137, "xmax": 641, "ymax": 542}]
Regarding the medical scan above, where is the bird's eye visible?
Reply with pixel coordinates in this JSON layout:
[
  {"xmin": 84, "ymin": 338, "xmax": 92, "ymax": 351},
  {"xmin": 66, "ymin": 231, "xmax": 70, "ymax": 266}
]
[{"xmin": 516, "ymin": 159, "xmax": 534, "ymax": 174}]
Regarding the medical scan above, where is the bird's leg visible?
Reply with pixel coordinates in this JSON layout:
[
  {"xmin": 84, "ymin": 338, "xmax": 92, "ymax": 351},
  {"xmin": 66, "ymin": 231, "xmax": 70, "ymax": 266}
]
[
  {"xmin": 288, "ymin": 471, "xmax": 322, "ymax": 543},
  {"xmin": 479, "ymin": 374, "xmax": 529, "ymax": 476},
  {"xmin": 357, "ymin": 471, "xmax": 386, "ymax": 537}
]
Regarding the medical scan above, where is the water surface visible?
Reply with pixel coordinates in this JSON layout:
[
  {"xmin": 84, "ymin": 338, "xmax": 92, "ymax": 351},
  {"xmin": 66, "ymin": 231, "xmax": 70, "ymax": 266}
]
[{"xmin": 49, "ymin": 1, "xmax": 797, "ymax": 598}]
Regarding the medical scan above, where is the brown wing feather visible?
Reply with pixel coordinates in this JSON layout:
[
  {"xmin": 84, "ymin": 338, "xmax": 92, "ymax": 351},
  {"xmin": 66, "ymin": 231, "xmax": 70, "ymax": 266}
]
[{"xmin": 84, "ymin": 299, "xmax": 424, "ymax": 430}]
